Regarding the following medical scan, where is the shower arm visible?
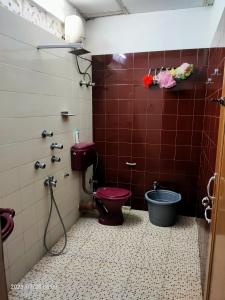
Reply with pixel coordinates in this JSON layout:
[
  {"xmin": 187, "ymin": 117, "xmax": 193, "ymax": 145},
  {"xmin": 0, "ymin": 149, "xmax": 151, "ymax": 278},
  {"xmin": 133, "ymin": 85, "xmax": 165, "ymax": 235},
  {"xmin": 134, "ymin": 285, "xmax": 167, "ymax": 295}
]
[
  {"xmin": 37, "ymin": 44, "xmax": 94, "ymax": 85},
  {"xmin": 37, "ymin": 43, "xmax": 83, "ymax": 50}
]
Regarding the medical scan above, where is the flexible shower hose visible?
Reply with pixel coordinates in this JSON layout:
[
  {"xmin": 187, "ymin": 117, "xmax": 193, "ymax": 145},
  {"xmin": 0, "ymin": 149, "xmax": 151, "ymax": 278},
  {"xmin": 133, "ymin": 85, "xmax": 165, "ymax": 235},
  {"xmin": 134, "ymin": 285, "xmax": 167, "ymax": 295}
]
[{"xmin": 43, "ymin": 184, "xmax": 67, "ymax": 256}]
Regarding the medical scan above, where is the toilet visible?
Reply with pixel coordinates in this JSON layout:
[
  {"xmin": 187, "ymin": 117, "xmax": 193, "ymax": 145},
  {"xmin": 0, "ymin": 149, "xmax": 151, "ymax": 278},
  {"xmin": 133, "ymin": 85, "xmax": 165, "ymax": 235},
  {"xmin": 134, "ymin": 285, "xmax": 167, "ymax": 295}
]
[
  {"xmin": 94, "ymin": 187, "xmax": 131, "ymax": 225},
  {"xmin": 71, "ymin": 143, "xmax": 132, "ymax": 225}
]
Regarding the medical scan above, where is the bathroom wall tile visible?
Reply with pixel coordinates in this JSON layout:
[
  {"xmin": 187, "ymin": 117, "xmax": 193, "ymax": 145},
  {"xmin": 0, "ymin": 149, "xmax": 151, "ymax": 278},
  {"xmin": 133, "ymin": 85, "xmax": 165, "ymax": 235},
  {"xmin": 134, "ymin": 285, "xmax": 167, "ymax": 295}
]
[
  {"xmin": 5, "ymin": 212, "xmax": 23, "ymax": 243},
  {"xmin": 133, "ymin": 114, "xmax": 147, "ymax": 129},
  {"xmin": 118, "ymin": 169, "xmax": 131, "ymax": 183},
  {"xmin": 118, "ymin": 85, "xmax": 134, "ymax": 99},
  {"xmin": 119, "ymin": 142, "xmax": 132, "ymax": 157},
  {"xmin": 23, "ymin": 223, "xmax": 39, "ymax": 252},
  {"xmin": 0, "ymin": 9, "xmax": 92, "ymax": 287},
  {"xmin": 164, "ymin": 50, "xmax": 181, "ymax": 67},
  {"xmin": 146, "ymin": 144, "xmax": 160, "ymax": 158},
  {"xmin": 177, "ymin": 115, "xmax": 193, "ymax": 131},
  {"xmin": 134, "ymin": 52, "xmax": 149, "ymax": 69},
  {"xmin": 92, "ymin": 55, "xmax": 105, "ymax": 71},
  {"xmin": 197, "ymin": 48, "xmax": 225, "ymax": 220},
  {"xmin": 2, "ymin": 191, "xmax": 22, "ymax": 214},
  {"xmin": 163, "ymin": 99, "xmax": 178, "ymax": 115},
  {"xmin": 94, "ymin": 128, "xmax": 106, "ymax": 141},
  {"xmin": 133, "ymin": 68, "xmax": 149, "ymax": 85},
  {"xmin": 178, "ymin": 99, "xmax": 194, "ymax": 115},
  {"xmin": 181, "ymin": 49, "xmax": 198, "ymax": 65},
  {"xmin": 92, "ymin": 48, "xmax": 221, "ymax": 214},
  {"xmin": 6, "ymin": 234, "xmax": 25, "ymax": 266},
  {"xmin": 176, "ymin": 131, "xmax": 192, "ymax": 145},
  {"xmin": 118, "ymin": 114, "xmax": 132, "ymax": 128},
  {"xmin": 161, "ymin": 130, "xmax": 176, "ymax": 145},
  {"xmin": 132, "ymin": 143, "xmax": 146, "ymax": 158},
  {"xmin": 148, "ymin": 51, "xmax": 165, "ymax": 68},
  {"xmin": 9, "ymin": 255, "xmax": 27, "ymax": 285},
  {"xmin": 148, "ymin": 99, "xmax": 164, "ymax": 114},
  {"xmin": 197, "ymin": 48, "xmax": 209, "ymax": 66},
  {"xmin": 146, "ymin": 115, "xmax": 162, "ymax": 130},
  {"xmin": 105, "ymin": 53, "xmax": 134, "ymax": 70},
  {"xmin": 160, "ymin": 145, "xmax": 175, "ymax": 160},
  {"xmin": 162, "ymin": 115, "xmax": 177, "ymax": 130},
  {"xmin": 93, "ymin": 100, "xmax": 106, "ymax": 114},
  {"xmin": 118, "ymin": 100, "xmax": 133, "ymax": 114},
  {"xmin": 146, "ymin": 130, "xmax": 161, "ymax": 144},
  {"xmin": 131, "ymin": 157, "xmax": 146, "ymax": 172},
  {"xmin": 132, "ymin": 130, "xmax": 146, "ymax": 143},
  {"xmin": 194, "ymin": 99, "xmax": 206, "ymax": 115},
  {"xmin": 149, "ymin": 87, "xmax": 164, "ymax": 100},
  {"xmin": 119, "ymin": 129, "xmax": 132, "ymax": 143},
  {"xmin": 0, "ymin": 167, "xmax": 20, "ymax": 198},
  {"xmin": 133, "ymin": 84, "xmax": 149, "ymax": 99}
]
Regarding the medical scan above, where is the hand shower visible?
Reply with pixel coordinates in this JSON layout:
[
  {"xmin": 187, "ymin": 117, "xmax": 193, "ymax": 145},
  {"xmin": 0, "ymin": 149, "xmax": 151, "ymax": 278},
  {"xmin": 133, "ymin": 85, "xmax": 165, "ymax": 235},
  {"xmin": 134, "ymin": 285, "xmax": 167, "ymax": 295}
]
[{"xmin": 43, "ymin": 176, "xmax": 67, "ymax": 256}]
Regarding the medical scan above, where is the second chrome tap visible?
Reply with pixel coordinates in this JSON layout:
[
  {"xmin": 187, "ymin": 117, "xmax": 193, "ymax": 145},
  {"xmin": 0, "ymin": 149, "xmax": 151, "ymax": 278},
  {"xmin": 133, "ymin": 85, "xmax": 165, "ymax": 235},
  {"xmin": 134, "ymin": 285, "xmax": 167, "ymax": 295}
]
[{"xmin": 50, "ymin": 143, "xmax": 63, "ymax": 150}]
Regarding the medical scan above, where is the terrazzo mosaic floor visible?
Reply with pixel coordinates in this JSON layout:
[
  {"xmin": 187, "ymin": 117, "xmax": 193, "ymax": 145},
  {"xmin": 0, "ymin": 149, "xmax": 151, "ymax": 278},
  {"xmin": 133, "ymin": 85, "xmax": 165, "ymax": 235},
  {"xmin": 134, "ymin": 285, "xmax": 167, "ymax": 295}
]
[{"xmin": 8, "ymin": 209, "xmax": 202, "ymax": 300}]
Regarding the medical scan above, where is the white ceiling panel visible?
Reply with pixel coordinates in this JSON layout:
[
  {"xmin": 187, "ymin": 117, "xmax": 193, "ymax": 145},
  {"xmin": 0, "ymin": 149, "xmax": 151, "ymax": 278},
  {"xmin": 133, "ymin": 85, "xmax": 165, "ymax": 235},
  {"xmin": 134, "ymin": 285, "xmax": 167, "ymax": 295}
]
[
  {"xmin": 68, "ymin": 0, "xmax": 214, "ymax": 19},
  {"xmin": 123, "ymin": 0, "xmax": 205, "ymax": 14},
  {"xmin": 68, "ymin": 0, "xmax": 122, "ymax": 18}
]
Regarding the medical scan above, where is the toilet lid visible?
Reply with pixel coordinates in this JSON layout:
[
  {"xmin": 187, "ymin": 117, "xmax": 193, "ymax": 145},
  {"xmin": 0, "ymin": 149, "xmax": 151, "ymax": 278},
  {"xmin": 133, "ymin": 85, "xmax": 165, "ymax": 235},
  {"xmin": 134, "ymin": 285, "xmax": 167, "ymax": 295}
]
[{"xmin": 96, "ymin": 187, "xmax": 131, "ymax": 199}]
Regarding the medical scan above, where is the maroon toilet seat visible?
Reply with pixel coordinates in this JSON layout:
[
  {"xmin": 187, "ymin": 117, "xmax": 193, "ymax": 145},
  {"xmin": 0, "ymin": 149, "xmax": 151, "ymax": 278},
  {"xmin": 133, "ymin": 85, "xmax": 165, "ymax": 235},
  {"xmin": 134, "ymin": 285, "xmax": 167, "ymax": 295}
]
[{"xmin": 95, "ymin": 187, "xmax": 131, "ymax": 200}]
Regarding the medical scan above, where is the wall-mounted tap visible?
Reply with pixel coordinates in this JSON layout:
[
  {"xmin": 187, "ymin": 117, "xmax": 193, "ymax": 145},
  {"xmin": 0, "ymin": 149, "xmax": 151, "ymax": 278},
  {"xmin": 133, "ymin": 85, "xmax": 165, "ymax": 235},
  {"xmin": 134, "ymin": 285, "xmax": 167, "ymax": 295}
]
[
  {"xmin": 205, "ymin": 78, "xmax": 213, "ymax": 85},
  {"xmin": 153, "ymin": 181, "xmax": 160, "ymax": 191},
  {"xmin": 211, "ymin": 68, "xmax": 221, "ymax": 76},
  {"xmin": 80, "ymin": 80, "xmax": 88, "ymax": 87},
  {"xmin": 87, "ymin": 81, "xmax": 95, "ymax": 87},
  {"xmin": 80, "ymin": 80, "xmax": 96, "ymax": 87},
  {"xmin": 50, "ymin": 143, "xmax": 63, "ymax": 150},
  {"xmin": 42, "ymin": 130, "xmax": 53, "ymax": 138},
  {"xmin": 51, "ymin": 155, "xmax": 61, "ymax": 163},
  {"xmin": 44, "ymin": 176, "xmax": 57, "ymax": 187},
  {"xmin": 34, "ymin": 161, "xmax": 46, "ymax": 169}
]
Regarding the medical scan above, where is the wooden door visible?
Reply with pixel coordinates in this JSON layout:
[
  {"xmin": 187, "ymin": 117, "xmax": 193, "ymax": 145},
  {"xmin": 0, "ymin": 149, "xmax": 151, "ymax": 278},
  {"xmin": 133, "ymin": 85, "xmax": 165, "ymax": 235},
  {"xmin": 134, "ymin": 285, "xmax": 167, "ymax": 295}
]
[
  {"xmin": 0, "ymin": 230, "xmax": 8, "ymax": 300},
  {"xmin": 205, "ymin": 66, "xmax": 225, "ymax": 300}
]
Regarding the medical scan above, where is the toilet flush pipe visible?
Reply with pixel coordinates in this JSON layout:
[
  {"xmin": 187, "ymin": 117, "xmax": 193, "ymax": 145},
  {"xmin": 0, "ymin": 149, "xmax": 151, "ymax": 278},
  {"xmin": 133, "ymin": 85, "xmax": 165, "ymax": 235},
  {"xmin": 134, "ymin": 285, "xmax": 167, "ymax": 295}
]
[
  {"xmin": 79, "ymin": 152, "xmax": 99, "ymax": 211},
  {"xmin": 79, "ymin": 170, "xmax": 95, "ymax": 211},
  {"xmin": 82, "ymin": 171, "xmax": 93, "ymax": 196},
  {"xmin": 80, "ymin": 170, "xmax": 109, "ymax": 214}
]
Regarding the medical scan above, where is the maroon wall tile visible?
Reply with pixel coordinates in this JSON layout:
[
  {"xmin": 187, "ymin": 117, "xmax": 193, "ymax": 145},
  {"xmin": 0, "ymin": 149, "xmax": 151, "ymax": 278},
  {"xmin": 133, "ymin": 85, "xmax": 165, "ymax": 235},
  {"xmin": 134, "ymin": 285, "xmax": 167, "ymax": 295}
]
[
  {"xmin": 197, "ymin": 47, "xmax": 225, "ymax": 218},
  {"xmin": 92, "ymin": 48, "xmax": 224, "ymax": 216},
  {"xmin": 134, "ymin": 52, "xmax": 149, "ymax": 68}
]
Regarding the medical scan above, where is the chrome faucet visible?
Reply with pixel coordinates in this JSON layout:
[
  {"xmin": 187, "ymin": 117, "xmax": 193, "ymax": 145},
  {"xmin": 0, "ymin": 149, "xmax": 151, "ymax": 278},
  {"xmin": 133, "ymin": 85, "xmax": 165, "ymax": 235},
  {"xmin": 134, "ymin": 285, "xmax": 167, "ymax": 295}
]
[
  {"xmin": 51, "ymin": 155, "xmax": 61, "ymax": 163},
  {"xmin": 42, "ymin": 130, "xmax": 53, "ymax": 138},
  {"xmin": 153, "ymin": 181, "xmax": 159, "ymax": 191},
  {"xmin": 87, "ymin": 81, "xmax": 95, "ymax": 87},
  {"xmin": 80, "ymin": 80, "xmax": 96, "ymax": 87},
  {"xmin": 34, "ymin": 161, "xmax": 46, "ymax": 169},
  {"xmin": 44, "ymin": 176, "xmax": 57, "ymax": 187},
  {"xmin": 50, "ymin": 143, "xmax": 63, "ymax": 150}
]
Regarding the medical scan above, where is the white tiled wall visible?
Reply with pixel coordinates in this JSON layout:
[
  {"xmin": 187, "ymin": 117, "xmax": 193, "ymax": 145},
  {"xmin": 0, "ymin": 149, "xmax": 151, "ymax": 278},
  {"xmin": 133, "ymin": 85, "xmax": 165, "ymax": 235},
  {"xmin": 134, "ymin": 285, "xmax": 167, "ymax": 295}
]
[{"xmin": 0, "ymin": 6, "xmax": 92, "ymax": 287}]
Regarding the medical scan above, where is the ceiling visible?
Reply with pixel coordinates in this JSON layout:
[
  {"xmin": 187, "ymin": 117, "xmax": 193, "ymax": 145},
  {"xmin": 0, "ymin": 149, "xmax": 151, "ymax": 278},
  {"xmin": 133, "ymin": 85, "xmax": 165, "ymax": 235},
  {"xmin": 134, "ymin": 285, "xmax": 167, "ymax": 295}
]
[{"xmin": 68, "ymin": 0, "xmax": 214, "ymax": 20}]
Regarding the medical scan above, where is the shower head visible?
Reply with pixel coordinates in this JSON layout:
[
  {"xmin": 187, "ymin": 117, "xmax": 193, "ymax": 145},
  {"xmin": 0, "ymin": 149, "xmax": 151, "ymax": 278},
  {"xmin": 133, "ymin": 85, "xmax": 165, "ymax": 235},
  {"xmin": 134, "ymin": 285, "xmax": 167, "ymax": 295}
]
[{"xmin": 69, "ymin": 48, "xmax": 90, "ymax": 56}]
